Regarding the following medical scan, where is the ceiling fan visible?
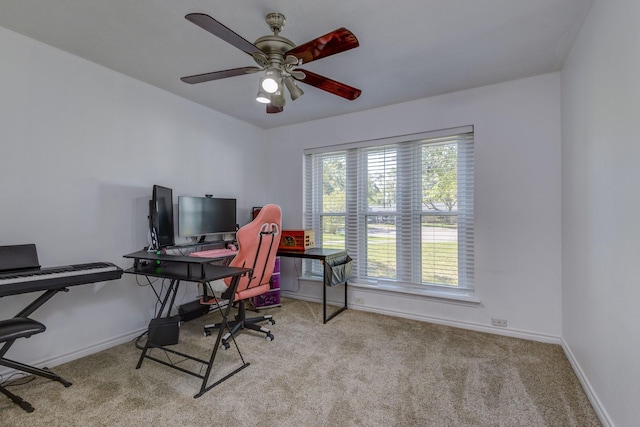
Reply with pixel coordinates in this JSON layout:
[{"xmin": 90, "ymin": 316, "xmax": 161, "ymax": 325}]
[{"xmin": 180, "ymin": 12, "xmax": 362, "ymax": 114}]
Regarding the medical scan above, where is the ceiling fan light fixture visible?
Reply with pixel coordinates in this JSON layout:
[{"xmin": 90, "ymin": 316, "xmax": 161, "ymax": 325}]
[
  {"xmin": 271, "ymin": 89, "xmax": 286, "ymax": 108},
  {"xmin": 261, "ymin": 68, "xmax": 281, "ymax": 93},
  {"xmin": 181, "ymin": 13, "xmax": 361, "ymax": 114},
  {"xmin": 284, "ymin": 76, "xmax": 304, "ymax": 101},
  {"xmin": 256, "ymin": 87, "xmax": 271, "ymax": 104}
]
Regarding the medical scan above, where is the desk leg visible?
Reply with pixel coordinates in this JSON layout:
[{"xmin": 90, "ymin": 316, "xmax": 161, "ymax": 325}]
[
  {"xmin": 323, "ymin": 281, "xmax": 348, "ymax": 323},
  {"xmin": 195, "ymin": 274, "xmax": 250, "ymax": 398},
  {"xmin": 322, "ymin": 263, "xmax": 348, "ymax": 324},
  {"xmin": 136, "ymin": 279, "xmax": 178, "ymax": 369}
]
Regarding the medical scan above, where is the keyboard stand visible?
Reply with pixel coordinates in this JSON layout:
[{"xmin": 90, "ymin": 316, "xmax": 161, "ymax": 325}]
[
  {"xmin": 0, "ymin": 244, "xmax": 124, "ymax": 412},
  {"xmin": 123, "ymin": 250, "xmax": 253, "ymax": 398},
  {"xmin": 0, "ymin": 288, "xmax": 74, "ymax": 394}
]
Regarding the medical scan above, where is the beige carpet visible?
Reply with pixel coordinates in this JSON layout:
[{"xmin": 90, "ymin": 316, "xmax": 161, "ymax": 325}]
[{"xmin": 1, "ymin": 298, "xmax": 600, "ymax": 426}]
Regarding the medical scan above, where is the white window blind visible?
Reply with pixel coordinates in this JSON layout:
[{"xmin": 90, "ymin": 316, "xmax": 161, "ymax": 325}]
[{"xmin": 304, "ymin": 128, "xmax": 474, "ymax": 290}]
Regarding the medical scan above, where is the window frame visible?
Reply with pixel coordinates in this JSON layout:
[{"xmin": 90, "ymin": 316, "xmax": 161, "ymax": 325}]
[{"xmin": 303, "ymin": 126, "xmax": 474, "ymax": 294}]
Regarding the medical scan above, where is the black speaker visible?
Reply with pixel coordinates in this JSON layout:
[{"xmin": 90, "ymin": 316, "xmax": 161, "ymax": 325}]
[{"xmin": 147, "ymin": 316, "xmax": 180, "ymax": 346}]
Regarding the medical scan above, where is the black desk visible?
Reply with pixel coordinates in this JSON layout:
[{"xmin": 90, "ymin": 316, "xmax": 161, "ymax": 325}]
[
  {"xmin": 123, "ymin": 250, "xmax": 252, "ymax": 398},
  {"xmin": 276, "ymin": 248, "xmax": 350, "ymax": 323}
]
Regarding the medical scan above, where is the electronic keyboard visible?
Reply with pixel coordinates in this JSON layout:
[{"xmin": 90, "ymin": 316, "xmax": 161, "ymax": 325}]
[{"xmin": 0, "ymin": 262, "xmax": 123, "ymax": 297}]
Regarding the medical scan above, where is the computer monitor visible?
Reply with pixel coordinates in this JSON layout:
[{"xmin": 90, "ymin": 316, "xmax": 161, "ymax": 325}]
[
  {"xmin": 178, "ymin": 196, "xmax": 237, "ymax": 239},
  {"xmin": 149, "ymin": 185, "xmax": 175, "ymax": 249}
]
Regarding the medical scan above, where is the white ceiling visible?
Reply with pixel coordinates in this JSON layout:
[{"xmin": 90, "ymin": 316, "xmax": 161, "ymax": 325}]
[{"xmin": 0, "ymin": 0, "xmax": 592, "ymax": 129}]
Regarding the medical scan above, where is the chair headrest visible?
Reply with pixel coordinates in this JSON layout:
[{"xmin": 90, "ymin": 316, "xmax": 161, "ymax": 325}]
[{"xmin": 240, "ymin": 204, "xmax": 281, "ymax": 239}]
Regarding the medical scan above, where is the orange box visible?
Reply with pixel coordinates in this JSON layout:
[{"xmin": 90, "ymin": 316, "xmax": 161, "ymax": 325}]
[{"xmin": 279, "ymin": 230, "xmax": 315, "ymax": 251}]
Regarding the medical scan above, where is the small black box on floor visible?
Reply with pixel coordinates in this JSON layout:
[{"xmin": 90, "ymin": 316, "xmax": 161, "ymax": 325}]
[
  {"xmin": 147, "ymin": 315, "xmax": 180, "ymax": 346},
  {"xmin": 179, "ymin": 300, "xmax": 210, "ymax": 322}
]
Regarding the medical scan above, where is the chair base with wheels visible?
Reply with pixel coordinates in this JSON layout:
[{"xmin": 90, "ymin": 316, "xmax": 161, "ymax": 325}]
[
  {"xmin": 204, "ymin": 300, "xmax": 275, "ymax": 349},
  {"xmin": 0, "ymin": 318, "xmax": 72, "ymax": 412},
  {"xmin": 201, "ymin": 204, "xmax": 282, "ymax": 349}
]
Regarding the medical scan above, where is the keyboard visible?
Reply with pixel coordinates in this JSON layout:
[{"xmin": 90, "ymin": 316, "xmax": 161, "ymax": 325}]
[
  {"xmin": 0, "ymin": 262, "xmax": 120, "ymax": 286},
  {"xmin": 190, "ymin": 248, "xmax": 238, "ymax": 259},
  {"xmin": 0, "ymin": 262, "xmax": 123, "ymax": 297}
]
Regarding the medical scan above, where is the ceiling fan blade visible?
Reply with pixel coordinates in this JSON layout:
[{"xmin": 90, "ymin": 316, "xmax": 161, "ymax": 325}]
[
  {"xmin": 286, "ymin": 28, "xmax": 359, "ymax": 65},
  {"xmin": 181, "ymin": 67, "xmax": 262, "ymax": 84},
  {"xmin": 295, "ymin": 69, "xmax": 361, "ymax": 100},
  {"xmin": 185, "ymin": 13, "xmax": 262, "ymax": 56},
  {"xmin": 267, "ymin": 104, "xmax": 284, "ymax": 114}
]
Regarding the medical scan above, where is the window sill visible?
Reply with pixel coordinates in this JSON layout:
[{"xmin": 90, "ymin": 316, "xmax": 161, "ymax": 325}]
[{"xmin": 298, "ymin": 276, "xmax": 481, "ymax": 305}]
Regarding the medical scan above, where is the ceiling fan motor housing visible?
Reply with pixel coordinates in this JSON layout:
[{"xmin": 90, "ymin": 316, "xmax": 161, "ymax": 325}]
[{"xmin": 254, "ymin": 32, "xmax": 296, "ymax": 69}]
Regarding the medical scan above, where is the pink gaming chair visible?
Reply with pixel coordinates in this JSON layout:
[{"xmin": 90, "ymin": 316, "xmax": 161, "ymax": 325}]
[{"xmin": 203, "ymin": 204, "xmax": 281, "ymax": 348}]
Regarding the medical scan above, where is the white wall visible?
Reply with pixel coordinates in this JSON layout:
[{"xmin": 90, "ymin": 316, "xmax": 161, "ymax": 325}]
[
  {"xmin": 266, "ymin": 73, "xmax": 563, "ymax": 341},
  {"xmin": 561, "ymin": 1, "xmax": 640, "ymax": 425},
  {"xmin": 0, "ymin": 26, "xmax": 267, "ymax": 368},
  {"xmin": 3, "ymin": 7, "xmax": 631, "ymax": 424}
]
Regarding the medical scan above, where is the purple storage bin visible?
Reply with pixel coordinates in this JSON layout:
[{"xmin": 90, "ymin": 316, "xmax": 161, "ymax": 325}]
[
  {"xmin": 273, "ymin": 256, "xmax": 281, "ymax": 273},
  {"xmin": 271, "ymin": 273, "xmax": 280, "ymax": 289},
  {"xmin": 253, "ymin": 289, "xmax": 281, "ymax": 308}
]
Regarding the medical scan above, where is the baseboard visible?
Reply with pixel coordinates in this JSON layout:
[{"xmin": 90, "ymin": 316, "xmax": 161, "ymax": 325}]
[
  {"xmin": 561, "ymin": 338, "xmax": 613, "ymax": 427},
  {"xmin": 0, "ymin": 327, "xmax": 146, "ymax": 378},
  {"xmin": 359, "ymin": 304, "xmax": 561, "ymax": 344},
  {"xmin": 281, "ymin": 291, "xmax": 561, "ymax": 344}
]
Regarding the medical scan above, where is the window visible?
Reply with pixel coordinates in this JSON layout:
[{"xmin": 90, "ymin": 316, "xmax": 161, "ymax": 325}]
[{"xmin": 304, "ymin": 127, "xmax": 474, "ymax": 291}]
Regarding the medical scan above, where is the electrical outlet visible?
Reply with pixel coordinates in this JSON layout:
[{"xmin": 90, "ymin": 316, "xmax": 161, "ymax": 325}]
[
  {"xmin": 491, "ymin": 318, "xmax": 507, "ymax": 327},
  {"xmin": 355, "ymin": 297, "xmax": 365, "ymax": 305}
]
